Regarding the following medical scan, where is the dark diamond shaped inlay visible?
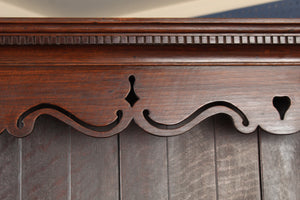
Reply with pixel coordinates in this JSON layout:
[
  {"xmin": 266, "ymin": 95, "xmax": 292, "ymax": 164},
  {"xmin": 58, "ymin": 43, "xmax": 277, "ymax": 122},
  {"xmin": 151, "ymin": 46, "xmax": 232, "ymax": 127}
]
[{"xmin": 125, "ymin": 75, "xmax": 139, "ymax": 107}]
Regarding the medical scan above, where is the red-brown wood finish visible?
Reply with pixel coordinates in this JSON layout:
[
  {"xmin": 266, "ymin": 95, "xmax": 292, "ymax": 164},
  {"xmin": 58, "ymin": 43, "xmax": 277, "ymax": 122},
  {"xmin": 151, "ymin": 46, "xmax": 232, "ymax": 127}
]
[
  {"xmin": 0, "ymin": 19, "xmax": 299, "ymax": 138},
  {"xmin": 0, "ymin": 18, "xmax": 299, "ymax": 200},
  {"xmin": 0, "ymin": 19, "xmax": 299, "ymax": 137},
  {"xmin": 0, "ymin": 66, "xmax": 298, "ymax": 137}
]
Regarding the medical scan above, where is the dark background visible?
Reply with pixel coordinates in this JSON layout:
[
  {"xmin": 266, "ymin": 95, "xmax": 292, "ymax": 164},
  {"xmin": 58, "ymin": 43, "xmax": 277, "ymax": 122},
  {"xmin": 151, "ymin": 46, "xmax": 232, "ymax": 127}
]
[{"xmin": 199, "ymin": 0, "xmax": 300, "ymax": 18}]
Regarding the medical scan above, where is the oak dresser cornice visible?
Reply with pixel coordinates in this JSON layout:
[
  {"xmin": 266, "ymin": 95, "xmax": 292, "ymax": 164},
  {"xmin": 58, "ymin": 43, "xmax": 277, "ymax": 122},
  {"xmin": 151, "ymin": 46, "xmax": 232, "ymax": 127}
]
[{"xmin": 0, "ymin": 18, "xmax": 299, "ymax": 137}]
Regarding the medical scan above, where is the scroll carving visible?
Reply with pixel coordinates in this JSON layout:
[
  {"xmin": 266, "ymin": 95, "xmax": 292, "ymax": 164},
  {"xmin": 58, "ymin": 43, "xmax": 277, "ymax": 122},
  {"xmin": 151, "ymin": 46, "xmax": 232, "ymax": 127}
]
[
  {"xmin": 0, "ymin": 67, "xmax": 299, "ymax": 137},
  {"xmin": 0, "ymin": 19, "xmax": 299, "ymax": 137},
  {"xmin": 143, "ymin": 101, "xmax": 249, "ymax": 129},
  {"xmin": 16, "ymin": 103, "xmax": 123, "ymax": 137}
]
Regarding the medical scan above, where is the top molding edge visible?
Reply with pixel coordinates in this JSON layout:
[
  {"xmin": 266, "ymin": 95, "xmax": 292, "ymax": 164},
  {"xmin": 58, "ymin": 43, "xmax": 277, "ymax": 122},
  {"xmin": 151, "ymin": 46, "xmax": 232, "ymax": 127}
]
[
  {"xmin": 1, "ymin": 18, "xmax": 300, "ymax": 33},
  {"xmin": 1, "ymin": 18, "xmax": 300, "ymax": 23},
  {"xmin": 1, "ymin": 18, "xmax": 300, "ymax": 45}
]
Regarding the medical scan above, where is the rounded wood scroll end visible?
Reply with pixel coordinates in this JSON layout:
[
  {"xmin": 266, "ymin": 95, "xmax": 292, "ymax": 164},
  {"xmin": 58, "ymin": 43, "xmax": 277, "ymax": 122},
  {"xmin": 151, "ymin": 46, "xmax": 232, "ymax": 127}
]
[{"xmin": 2, "ymin": 101, "xmax": 299, "ymax": 138}]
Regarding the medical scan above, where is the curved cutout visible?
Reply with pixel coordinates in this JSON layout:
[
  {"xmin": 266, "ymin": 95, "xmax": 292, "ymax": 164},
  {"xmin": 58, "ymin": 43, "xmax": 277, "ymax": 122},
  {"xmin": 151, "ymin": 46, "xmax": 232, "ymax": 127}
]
[
  {"xmin": 125, "ymin": 75, "xmax": 139, "ymax": 107},
  {"xmin": 143, "ymin": 101, "xmax": 249, "ymax": 130},
  {"xmin": 17, "ymin": 103, "xmax": 123, "ymax": 132},
  {"xmin": 273, "ymin": 96, "xmax": 291, "ymax": 120}
]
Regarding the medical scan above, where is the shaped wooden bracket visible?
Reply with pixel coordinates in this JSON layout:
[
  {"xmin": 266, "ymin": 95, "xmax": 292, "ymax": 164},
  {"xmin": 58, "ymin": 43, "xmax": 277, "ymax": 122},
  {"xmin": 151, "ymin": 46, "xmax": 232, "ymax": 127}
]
[{"xmin": 0, "ymin": 19, "xmax": 299, "ymax": 137}]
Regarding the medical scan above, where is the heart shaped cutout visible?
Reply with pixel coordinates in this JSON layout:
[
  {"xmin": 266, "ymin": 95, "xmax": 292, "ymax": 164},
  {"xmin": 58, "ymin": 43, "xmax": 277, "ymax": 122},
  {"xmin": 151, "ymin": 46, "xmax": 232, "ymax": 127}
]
[{"xmin": 273, "ymin": 96, "xmax": 291, "ymax": 120}]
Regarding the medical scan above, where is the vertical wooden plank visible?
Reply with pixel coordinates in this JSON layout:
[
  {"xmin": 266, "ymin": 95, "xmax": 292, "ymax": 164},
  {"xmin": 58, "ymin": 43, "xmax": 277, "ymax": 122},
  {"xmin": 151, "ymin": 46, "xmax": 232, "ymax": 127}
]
[
  {"xmin": 260, "ymin": 130, "xmax": 300, "ymax": 200},
  {"xmin": 0, "ymin": 132, "xmax": 19, "ymax": 200},
  {"xmin": 215, "ymin": 115, "xmax": 261, "ymax": 200},
  {"xmin": 71, "ymin": 131, "xmax": 119, "ymax": 200},
  {"xmin": 22, "ymin": 115, "xmax": 69, "ymax": 200},
  {"xmin": 120, "ymin": 123, "xmax": 168, "ymax": 200},
  {"xmin": 168, "ymin": 118, "xmax": 217, "ymax": 200}
]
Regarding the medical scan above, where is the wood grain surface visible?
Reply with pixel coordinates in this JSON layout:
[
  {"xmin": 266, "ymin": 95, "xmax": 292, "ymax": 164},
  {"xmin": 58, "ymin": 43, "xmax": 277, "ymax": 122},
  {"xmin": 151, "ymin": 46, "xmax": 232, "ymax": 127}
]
[
  {"xmin": 260, "ymin": 130, "xmax": 300, "ymax": 200},
  {"xmin": 22, "ymin": 115, "xmax": 69, "ymax": 200},
  {"xmin": 1, "ymin": 45, "xmax": 300, "ymax": 66},
  {"xmin": 168, "ymin": 118, "xmax": 216, "ymax": 200},
  {"xmin": 71, "ymin": 130, "xmax": 119, "ymax": 200},
  {"xmin": 120, "ymin": 123, "xmax": 168, "ymax": 200},
  {"xmin": 0, "ymin": 66, "xmax": 298, "ymax": 137},
  {"xmin": 0, "ymin": 18, "xmax": 299, "ymax": 200},
  {"xmin": 1, "ymin": 18, "xmax": 300, "ymax": 33},
  {"xmin": 215, "ymin": 115, "xmax": 261, "ymax": 200},
  {"xmin": 0, "ymin": 18, "xmax": 300, "ymax": 46},
  {"xmin": 0, "ymin": 114, "xmax": 298, "ymax": 199},
  {"xmin": 0, "ymin": 132, "xmax": 19, "ymax": 200},
  {"xmin": 0, "ymin": 19, "xmax": 299, "ymax": 137}
]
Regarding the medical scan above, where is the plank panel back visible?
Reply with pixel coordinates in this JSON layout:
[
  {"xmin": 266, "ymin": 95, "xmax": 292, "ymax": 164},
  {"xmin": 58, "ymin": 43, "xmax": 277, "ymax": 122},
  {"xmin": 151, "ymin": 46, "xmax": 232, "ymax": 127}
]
[
  {"xmin": 71, "ymin": 130, "xmax": 119, "ymax": 200},
  {"xmin": 260, "ymin": 130, "xmax": 300, "ymax": 200},
  {"xmin": 215, "ymin": 115, "xmax": 261, "ymax": 200},
  {"xmin": 168, "ymin": 118, "xmax": 217, "ymax": 200},
  {"xmin": 120, "ymin": 123, "xmax": 168, "ymax": 200},
  {"xmin": 0, "ymin": 132, "xmax": 19, "ymax": 200},
  {"xmin": 22, "ymin": 115, "xmax": 69, "ymax": 200}
]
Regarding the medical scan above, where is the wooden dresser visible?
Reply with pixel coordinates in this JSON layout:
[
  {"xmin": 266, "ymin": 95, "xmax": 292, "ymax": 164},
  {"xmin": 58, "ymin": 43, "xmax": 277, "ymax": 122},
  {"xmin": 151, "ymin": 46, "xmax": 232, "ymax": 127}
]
[{"xmin": 0, "ymin": 19, "xmax": 299, "ymax": 200}]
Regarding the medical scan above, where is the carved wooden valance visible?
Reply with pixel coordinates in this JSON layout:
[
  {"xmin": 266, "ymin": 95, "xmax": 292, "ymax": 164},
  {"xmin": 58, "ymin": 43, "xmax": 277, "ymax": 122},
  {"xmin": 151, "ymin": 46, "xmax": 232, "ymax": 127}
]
[{"xmin": 0, "ymin": 18, "xmax": 299, "ymax": 137}]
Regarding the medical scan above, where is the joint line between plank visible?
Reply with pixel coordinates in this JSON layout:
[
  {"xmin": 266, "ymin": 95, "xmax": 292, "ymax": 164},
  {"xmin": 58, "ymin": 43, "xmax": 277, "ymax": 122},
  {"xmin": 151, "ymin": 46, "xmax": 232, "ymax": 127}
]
[
  {"xmin": 213, "ymin": 116, "xmax": 219, "ymax": 200},
  {"xmin": 68, "ymin": 128, "xmax": 71, "ymax": 200},
  {"xmin": 166, "ymin": 137, "xmax": 170, "ymax": 200},
  {"xmin": 18, "ymin": 138, "xmax": 22, "ymax": 200},
  {"xmin": 118, "ymin": 134, "xmax": 122, "ymax": 200},
  {"xmin": 257, "ymin": 129, "xmax": 264, "ymax": 200}
]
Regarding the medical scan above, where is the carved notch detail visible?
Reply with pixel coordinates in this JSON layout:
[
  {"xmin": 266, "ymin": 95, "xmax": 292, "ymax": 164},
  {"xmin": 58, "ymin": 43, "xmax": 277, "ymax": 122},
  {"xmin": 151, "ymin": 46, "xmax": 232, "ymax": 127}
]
[
  {"xmin": 273, "ymin": 96, "xmax": 291, "ymax": 120},
  {"xmin": 125, "ymin": 75, "xmax": 139, "ymax": 107}
]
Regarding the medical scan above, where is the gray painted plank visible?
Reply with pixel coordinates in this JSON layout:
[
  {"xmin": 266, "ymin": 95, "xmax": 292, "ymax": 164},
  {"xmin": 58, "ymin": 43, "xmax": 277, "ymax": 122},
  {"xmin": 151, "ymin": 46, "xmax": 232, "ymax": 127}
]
[
  {"xmin": 0, "ymin": 132, "xmax": 19, "ymax": 200},
  {"xmin": 215, "ymin": 115, "xmax": 261, "ymax": 200},
  {"xmin": 260, "ymin": 130, "xmax": 300, "ymax": 200},
  {"xmin": 168, "ymin": 118, "xmax": 217, "ymax": 200},
  {"xmin": 71, "ymin": 131, "xmax": 119, "ymax": 200},
  {"xmin": 120, "ymin": 123, "xmax": 168, "ymax": 200},
  {"xmin": 22, "ymin": 115, "xmax": 69, "ymax": 200}
]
